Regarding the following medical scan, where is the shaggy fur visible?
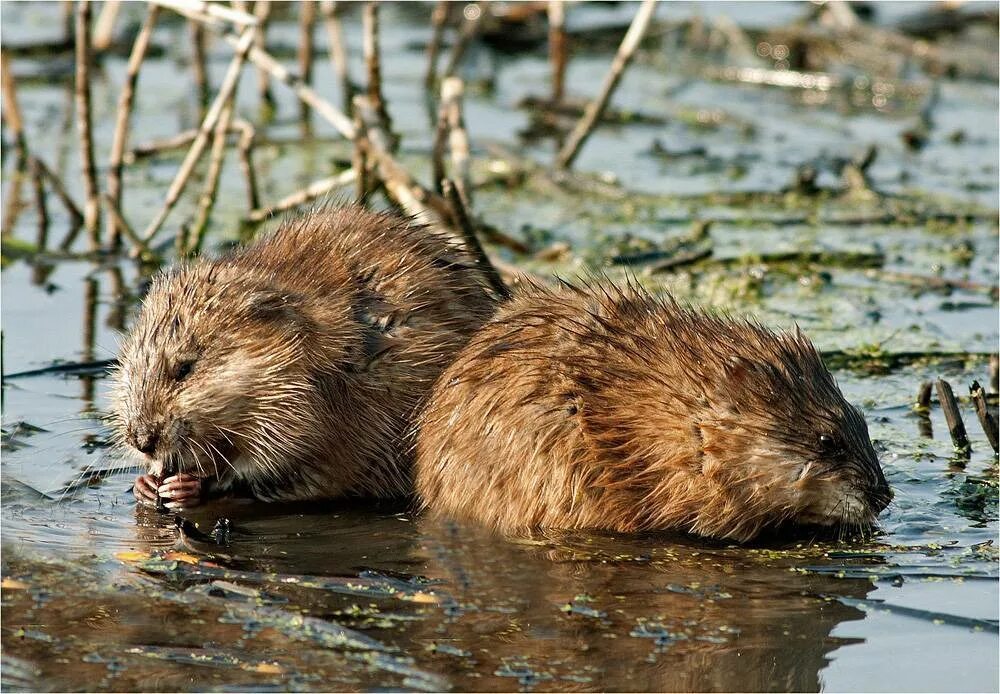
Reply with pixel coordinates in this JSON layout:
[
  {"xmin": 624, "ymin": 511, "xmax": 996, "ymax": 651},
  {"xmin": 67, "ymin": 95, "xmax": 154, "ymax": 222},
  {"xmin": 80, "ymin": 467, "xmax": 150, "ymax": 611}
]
[
  {"xmin": 112, "ymin": 206, "xmax": 497, "ymax": 501},
  {"xmin": 415, "ymin": 279, "xmax": 892, "ymax": 541}
]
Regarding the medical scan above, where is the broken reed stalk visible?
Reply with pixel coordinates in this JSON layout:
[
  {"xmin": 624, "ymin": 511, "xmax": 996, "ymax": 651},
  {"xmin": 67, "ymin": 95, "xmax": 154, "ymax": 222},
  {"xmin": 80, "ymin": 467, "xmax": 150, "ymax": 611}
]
[
  {"xmin": 101, "ymin": 193, "xmax": 150, "ymax": 257},
  {"xmin": 320, "ymin": 0, "xmax": 352, "ymax": 113},
  {"xmin": 126, "ymin": 130, "xmax": 198, "ymax": 161},
  {"xmin": 990, "ymin": 355, "xmax": 998, "ymax": 393},
  {"xmin": 354, "ymin": 94, "xmax": 450, "ymax": 226},
  {"xmin": 555, "ymin": 0, "xmax": 658, "ymax": 169},
  {"xmin": 244, "ymin": 168, "xmax": 357, "ymax": 223},
  {"xmin": 250, "ymin": 0, "xmax": 274, "ymax": 107},
  {"xmin": 970, "ymin": 381, "xmax": 999, "ymax": 453},
  {"xmin": 548, "ymin": 0, "xmax": 567, "ymax": 103},
  {"xmin": 424, "ymin": 0, "xmax": 448, "ymax": 88},
  {"xmin": 935, "ymin": 379, "xmax": 969, "ymax": 450},
  {"xmin": 363, "ymin": 1, "xmax": 393, "ymax": 142},
  {"xmin": 1, "ymin": 48, "xmax": 27, "ymax": 168},
  {"xmin": 187, "ymin": 101, "xmax": 235, "ymax": 254},
  {"xmin": 916, "ymin": 381, "xmax": 933, "ymax": 408},
  {"xmin": 442, "ymin": 2, "xmax": 483, "ymax": 78},
  {"xmin": 442, "ymin": 77, "xmax": 472, "ymax": 208},
  {"xmin": 107, "ymin": 4, "xmax": 160, "ymax": 251},
  {"xmin": 216, "ymin": 30, "xmax": 355, "ymax": 138},
  {"xmin": 351, "ymin": 109, "xmax": 372, "ymax": 201},
  {"xmin": 298, "ymin": 0, "xmax": 316, "ymax": 123},
  {"xmin": 153, "ymin": 0, "xmax": 258, "ymax": 27},
  {"xmin": 161, "ymin": 2, "xmax": 355, "ymax": 138},
  {"xmin": 190, "ymin": 21, "xmax": 210, "ymax": 113},
  {"xmin": 430, "ymin": 101, "xmax": 449, "ymax": 195},
  {"xmin": 1, "ymin": 172, "xmax": 25, "ymax": 241},
  {"xmin": 92, "ymin": 0, "xmax": 121, "ymax": 52},
  {"xmin": 232, "ymin": 118, "xmax": 260, "ymax": 210},
  {"xmin": 139, "ymin": 27, "xmax": 255, "ymax": 249},
  {"xmin": 75, "ymin": 0, "xmax": 101, "ymax": 248},
  {"xmin": 443, "ymin": 178, "xmax": 510, "ymax": 301}
]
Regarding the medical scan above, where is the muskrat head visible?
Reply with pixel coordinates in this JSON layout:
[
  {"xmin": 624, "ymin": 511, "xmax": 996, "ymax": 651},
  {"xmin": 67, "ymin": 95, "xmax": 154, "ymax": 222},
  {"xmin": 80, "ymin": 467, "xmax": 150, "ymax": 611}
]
[
  {"xmin": 690, "ymin": 325, "xmax": 892, "ymax": 541},
  {"xmin": 110, "ymin": 263, "xmax": 351, "ymax": 482}
]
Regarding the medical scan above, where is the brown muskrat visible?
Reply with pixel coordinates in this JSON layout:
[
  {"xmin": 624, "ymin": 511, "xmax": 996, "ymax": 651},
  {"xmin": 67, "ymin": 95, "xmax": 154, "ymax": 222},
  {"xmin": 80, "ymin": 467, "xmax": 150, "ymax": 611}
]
[
  {"xmin": 112, "ymin": 206, "xmax": 496, "ymax": 509},
  {"xmin": 415, "ymin": 280, "xmax": 892, "ymax": 542}
]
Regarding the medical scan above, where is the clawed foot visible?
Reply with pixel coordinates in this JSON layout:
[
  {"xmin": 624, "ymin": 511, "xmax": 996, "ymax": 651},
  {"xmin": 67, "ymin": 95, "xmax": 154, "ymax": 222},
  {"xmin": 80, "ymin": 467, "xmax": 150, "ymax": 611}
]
[{"xmin": 133, "ymin": 472, "xmax": 203, "ymax": 510}]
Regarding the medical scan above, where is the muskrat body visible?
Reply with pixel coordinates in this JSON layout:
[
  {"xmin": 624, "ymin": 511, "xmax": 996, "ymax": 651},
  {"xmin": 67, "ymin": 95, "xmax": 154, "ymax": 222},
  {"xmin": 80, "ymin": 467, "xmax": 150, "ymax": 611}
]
[
  {"xmin": 415, "ymin": 281, "xmax": 892, "ymax": 542},
  {"xmin": 113, "ymin": 206, "xmax": 496, "ymax": 508}
]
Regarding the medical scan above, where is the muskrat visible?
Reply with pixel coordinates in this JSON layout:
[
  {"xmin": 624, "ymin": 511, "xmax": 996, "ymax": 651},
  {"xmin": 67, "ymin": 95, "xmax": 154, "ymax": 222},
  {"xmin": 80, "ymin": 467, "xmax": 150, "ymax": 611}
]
[
  {"xmin": 112, "ymin": 206, "xmax": 496, "ymax": 509},
  {"xmin": 415, "ymin": 280, "xmax": 892, "ymax": 542}
]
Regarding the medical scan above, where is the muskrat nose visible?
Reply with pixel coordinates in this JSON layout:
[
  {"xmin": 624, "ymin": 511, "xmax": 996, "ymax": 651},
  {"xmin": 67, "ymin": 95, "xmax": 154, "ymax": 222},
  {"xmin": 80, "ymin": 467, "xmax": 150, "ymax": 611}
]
[
  {"xmin": 869, "ymin": 482, "xmax": 893, "ymax": 514},
  {"xmin": 132, "ymin": 426, "xmax": 160, "ymax": 456}
]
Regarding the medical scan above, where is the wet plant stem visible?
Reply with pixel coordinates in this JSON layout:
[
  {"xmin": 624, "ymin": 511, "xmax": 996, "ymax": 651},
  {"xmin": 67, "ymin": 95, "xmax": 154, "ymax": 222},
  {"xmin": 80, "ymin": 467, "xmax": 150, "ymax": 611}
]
[
  {"xmin": 138, "ymin": 26, "xmax": 255, "ymax": 250},
  {"xmin": 1, "ymin": 48, "xmax": 27, "ymax": 169},
  {"xmin": 75, "ymin": 0, "xmax": 101, "ymax": 247},
  {"xmin": 298, "ymin": 0, "xmax": 316, "ymax": 123},
  {"xmin": 107, "ymin": 4, "xmax": 160, "ymax": 252},
  {"xmin": 555, "ymin": 0, "xmax": 658, "ymax": 169}
]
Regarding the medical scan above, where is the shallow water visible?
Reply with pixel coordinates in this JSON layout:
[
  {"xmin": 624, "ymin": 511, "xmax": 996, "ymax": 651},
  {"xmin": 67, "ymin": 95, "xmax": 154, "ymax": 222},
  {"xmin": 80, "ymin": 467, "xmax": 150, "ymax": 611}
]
[{"xmin": 2, "ymin": 2, "xmax": 998, "ymax": 692}]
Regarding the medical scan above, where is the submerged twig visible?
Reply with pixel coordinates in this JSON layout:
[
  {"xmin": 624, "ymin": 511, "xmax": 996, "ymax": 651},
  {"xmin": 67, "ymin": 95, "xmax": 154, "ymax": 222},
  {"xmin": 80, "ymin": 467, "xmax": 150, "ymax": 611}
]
[
  {"xmin": 75, "ymin": 0, "xmax": 101, "ymax": 247},
  {"xmin": 244, "ymin": 169, "xmax": 357, "ymax": 224},
  {"xmin": 555, "ymin": 0, "xmax": 657, "ymax": 169},
  {"xmin": 139, "ymin": 27, "xmax": 255, "ymax": 247},
  {"xmin": 936, "ymin": 379, "xmax": 969, "ymax": 450},
  {"xmin": 1, "ymin": 48, "xmax": 27, "ymax": 168},
  {"xmin": 107, "ymin": 5, "xmax": 160, "ymax": 251},
  {"xmin": 298, "ymin": 0, "xmax": 317, "ymax": 123}
]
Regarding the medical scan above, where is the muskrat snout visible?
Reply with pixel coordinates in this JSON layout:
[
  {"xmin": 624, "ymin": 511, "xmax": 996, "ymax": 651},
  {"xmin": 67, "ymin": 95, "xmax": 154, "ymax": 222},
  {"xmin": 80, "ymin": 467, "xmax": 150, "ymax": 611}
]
[{"xmin": 128, "ymin": 422, "xmax": 160, "ymax": 456}]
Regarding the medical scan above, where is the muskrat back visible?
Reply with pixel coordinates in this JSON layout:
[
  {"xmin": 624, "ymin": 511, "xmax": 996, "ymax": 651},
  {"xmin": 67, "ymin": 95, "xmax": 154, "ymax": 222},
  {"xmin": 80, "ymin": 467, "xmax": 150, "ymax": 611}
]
[
  {"xmin": 113, "ymin": 205, "xmax": 497, "ymax": 506},
  {"xmin": 415, "ymin": 280, "xmax": 892, "ymax": 542}
]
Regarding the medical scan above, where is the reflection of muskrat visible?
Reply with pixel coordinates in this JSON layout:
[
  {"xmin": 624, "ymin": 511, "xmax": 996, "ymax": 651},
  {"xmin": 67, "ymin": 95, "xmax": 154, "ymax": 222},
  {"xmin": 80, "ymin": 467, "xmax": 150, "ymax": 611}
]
[
  {"xmin": 112, "ymin": 206, "xmax": 496, "ymax": 508},
  {"xmin": 415, "ymin": 281, "xmax": 892, "ymax": 541}
]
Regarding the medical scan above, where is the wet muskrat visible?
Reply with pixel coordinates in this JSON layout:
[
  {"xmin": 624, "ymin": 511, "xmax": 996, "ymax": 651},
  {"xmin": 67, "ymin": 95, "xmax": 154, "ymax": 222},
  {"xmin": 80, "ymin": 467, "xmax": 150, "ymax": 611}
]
[
  {"xmin": 415, "ymin": 280, "xmax": 892, "ymax": 542},
  {"xmin": 112, "ymin": 206, "xmax": 496, "ymax": 509}
]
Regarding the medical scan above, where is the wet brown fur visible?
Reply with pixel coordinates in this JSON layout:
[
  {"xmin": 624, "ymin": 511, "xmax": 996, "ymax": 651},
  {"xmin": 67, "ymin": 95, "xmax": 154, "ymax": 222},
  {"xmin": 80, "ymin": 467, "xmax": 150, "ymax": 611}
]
[
  {"xmin": 111, "ymin": 205, "xmax": 496, "ymax": 501},
  {"xmin": 415, "ymin": 279, "xmax": 892, "ymax": 542}
]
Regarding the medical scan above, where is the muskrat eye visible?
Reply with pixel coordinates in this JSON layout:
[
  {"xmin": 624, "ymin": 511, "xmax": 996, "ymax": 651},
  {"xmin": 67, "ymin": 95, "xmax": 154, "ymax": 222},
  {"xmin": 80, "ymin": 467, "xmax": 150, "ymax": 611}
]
[
  {"xmin": 174, "ymin": 360, "xmax": 195, "ymax": 381},
  {"xmin": 818, "ymin": 433, "xmax": 838, "ymax": 455}
]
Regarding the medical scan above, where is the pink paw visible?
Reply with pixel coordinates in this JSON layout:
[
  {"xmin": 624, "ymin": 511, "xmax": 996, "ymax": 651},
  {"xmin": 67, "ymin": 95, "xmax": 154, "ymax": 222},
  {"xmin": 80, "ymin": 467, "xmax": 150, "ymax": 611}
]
[{"xmin": 157, "ymin": 472, "xmax": 204, "ymax": 510}]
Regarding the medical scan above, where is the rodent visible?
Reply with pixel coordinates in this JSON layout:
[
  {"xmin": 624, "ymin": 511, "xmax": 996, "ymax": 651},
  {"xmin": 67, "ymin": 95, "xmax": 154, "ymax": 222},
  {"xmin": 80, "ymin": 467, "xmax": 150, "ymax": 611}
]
[
  {"xmin": 112, "ymin": 205, "xmax": 497, "ymax": 509},
  {"xmin": 415, "ymin": 280, "xmax": 892, "ymax": 542}
]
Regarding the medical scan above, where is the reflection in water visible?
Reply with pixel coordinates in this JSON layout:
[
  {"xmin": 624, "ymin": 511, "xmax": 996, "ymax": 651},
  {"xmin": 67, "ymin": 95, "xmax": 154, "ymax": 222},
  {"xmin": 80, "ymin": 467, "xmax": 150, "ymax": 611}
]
[{"xmin": 412, "ymin": 519, "xmax": 873, "ymax": 692}]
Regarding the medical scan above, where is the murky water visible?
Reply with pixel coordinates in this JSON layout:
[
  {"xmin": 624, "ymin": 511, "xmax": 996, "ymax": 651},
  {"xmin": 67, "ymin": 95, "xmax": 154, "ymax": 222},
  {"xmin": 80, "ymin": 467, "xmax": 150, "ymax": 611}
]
[{"xmin": 2, "ymin": 2, "xmax": 998, "ymax": 691}]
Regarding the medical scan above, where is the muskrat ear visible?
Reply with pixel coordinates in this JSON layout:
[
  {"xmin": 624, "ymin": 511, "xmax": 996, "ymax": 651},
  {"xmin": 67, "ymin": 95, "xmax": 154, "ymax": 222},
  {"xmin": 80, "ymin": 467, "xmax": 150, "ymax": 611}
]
[{"xmin": 247, "ymin": 290, "xmax": 305, "ymax": 324}]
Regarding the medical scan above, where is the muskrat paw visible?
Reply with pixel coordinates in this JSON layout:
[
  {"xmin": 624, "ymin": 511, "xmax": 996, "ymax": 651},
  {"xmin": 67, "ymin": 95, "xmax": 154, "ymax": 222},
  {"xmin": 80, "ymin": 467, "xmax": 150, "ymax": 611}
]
[
  {"xmin": 133, "ymin": 474, "xmax": 161, "ymax": 507},
  {"xmin": 157, "ymin": 473, "xmax": 204, "ymax": 509}
]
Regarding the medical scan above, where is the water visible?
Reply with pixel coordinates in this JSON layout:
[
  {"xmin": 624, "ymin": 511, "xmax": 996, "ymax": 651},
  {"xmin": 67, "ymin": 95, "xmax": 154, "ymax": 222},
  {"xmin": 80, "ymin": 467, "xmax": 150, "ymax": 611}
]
[{"xmin": 2, "ymin": 2, "xmax": 998, "ymax": 691}]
